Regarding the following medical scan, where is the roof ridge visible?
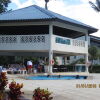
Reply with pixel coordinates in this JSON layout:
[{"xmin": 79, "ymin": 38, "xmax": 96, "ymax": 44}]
[{"xmin": 34, "ymin": 5, "xmax": 56, "ymax": 18}]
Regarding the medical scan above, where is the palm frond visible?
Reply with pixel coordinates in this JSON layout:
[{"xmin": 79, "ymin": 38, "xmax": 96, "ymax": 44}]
[
  {"xmin": 96, "ymin": 0, "xmax": 100, "ymax": 9},
  {"xmin": 89, "ymin": 1, "xmax": 100, "ymax": 12}
]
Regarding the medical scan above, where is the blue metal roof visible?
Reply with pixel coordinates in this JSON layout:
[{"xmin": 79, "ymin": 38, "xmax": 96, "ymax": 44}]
[
  {"xmin": 0, "ymin": 5, "xmax": 54, "ymax": 20},
  {"xmin": 0, "ymin": 5, "xmax": 98, "ymax": 33},
  {"xmin": 90, "ymin": 35, "xmax": 100, "ymax": 41}
]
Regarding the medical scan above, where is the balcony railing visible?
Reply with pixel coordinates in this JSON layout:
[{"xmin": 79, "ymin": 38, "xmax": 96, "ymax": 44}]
[
  {"xmin": 0, "ymin": 35, "xmax": 49, "ymax": 51},
  {"xmin": 0, "ymin": 35, "xmax": 88, "ymax": 54},
  {"xmin": 54, "ymin": 35, "xmax": 86, "ymax": 48},
  {"xmin": 53, "ymin": 35, "xmax": 87, "ymax": 54},
  {"xmin": 0, "ymin": 35, "xmax": 45, "ymax": 43},
  {"xmin": 72, "ymin": 39, "xmax": 85, "ymax": 47}
]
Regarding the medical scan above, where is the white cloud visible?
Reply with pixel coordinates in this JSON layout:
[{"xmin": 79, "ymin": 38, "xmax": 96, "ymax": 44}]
[
  {"xmin": 18, "ymin": 0, "xmax": 33, "ymax": 8},
  {"xmin": 48, "ymin": 0, "xmax": 100, "ymax": 37},
  {"xmin": 11, "ymin": 0, "xmax": 34, "ymax": 8},
  {"xmin": 11, "ymin": 0, "xmax": 100, "ymax": 37},
  {"xmin": 11, "ymin": 0, "xmax": 21, "ymax": 7}
]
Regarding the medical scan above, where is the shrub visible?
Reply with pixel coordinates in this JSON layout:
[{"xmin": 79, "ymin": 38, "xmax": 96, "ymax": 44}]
[
  {"xmin": 0, "ymin": 72, "xmax": 8, "ymax": 100},
  {"xmin": 8, "ymin": 80, "xmax": 24, "ymax": 100},
  {"xmin": 0, "ymin": 72, "xmax": 8, "ymax": 91},
  {"xmin": 33, "ymin": 87, "xmax": 53, "ymax": 100},
  {"xmin": 66, "ymin": 65, "xmax": 75, "ymax": 72},
  {"xmin": 89, "ymin": 65, "xmax": 100, "ymax": 73}
]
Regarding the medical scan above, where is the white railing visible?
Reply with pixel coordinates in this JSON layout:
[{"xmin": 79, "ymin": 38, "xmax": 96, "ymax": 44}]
[
  {"xmin": 0, "ymin": 35, "xmax": 87, "ymax": 54},
  {"xmin": 53, "ymin": 35, "xmax": 87, "ymax": 54},
  {"xmin": 0, "ymin": 35, "xmax": 45, "ymax": 44},
  {"xmin": 0, "ymin": 35, "xmax": 49, "ymax": 51},
  {"xmin": 0, "ymin": 35, "xmax": 17, "ymax": 43},
  {"xmin": 72, "ymin": 39, "xmax": 85, "ymax": 47},
  {"xmin": 54, "ymin": 35, "xmax": 86, "ymax": 48}
]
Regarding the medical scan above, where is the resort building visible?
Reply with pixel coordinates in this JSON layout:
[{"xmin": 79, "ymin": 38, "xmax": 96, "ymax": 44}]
[
  {"xmin": 70, "ymin": 35, "xmax": 100, "ymax": 65},
  {"xmin": 90, "ymin": 35, "xmax": 100, "ymax": 48},
  {"xmin": 0, "ymin": 5, "xmax": 98, "ymax": 73}
]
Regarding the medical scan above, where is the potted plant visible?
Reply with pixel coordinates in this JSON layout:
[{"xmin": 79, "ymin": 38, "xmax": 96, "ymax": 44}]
[
  {"xmin": 8, "ymin": 80, "xmax": 24, "ymax": 100},
  {"xmin": 33, "ymin": 87, "xmax": 53, "ymax": 100},
  {"xmin": 0, "ymin": 72, "xmax": 8, "ymax": 100}
]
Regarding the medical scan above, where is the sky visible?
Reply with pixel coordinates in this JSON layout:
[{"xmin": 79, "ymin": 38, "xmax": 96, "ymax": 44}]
[{"xmin": 8, "ymin": 0, "xmax": 100, "ymax": 37}]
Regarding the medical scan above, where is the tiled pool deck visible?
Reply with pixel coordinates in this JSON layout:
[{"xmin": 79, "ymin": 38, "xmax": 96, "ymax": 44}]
[{"xmin": 7, "ymin": 73, "xmax": 100, "ymax": 100}]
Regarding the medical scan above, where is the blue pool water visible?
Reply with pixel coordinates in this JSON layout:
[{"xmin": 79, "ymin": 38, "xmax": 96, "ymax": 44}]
[{"xmin": 26, "ymin": 75, "xmax": 87, "ymax": 80}]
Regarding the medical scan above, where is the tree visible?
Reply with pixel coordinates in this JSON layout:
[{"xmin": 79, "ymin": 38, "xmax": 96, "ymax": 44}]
[
  {"xmin": 98, "ymin": 48, "xmax": 100, "ymax": 59},
  {"xmin": 0, "ymin": 56, "xmax": 15, "ymax": 66},
  {"xmin": 0, "ymin": 0, "xmax": 11, "ymax": 13},
  {"xmin": 44, "ymin": 0, "xmax": 56, "ymax": 10},
  {"xmin": 45, "ymin": 0, "xmax": 49, "ymax": 9},
  {"xmin": 88, "ymin": 46, "xmax": 99, "ymax": 70},
  {"xmin": 89, "ymin": 0, "xmax": 100, "ymax": 12}
]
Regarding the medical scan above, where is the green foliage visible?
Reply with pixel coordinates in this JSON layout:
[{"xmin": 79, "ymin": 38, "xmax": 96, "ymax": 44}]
[
  {"xmin": 70, "ymin": 58, "xmax": 85, "ymax": 65},
  {"xmin": 0, "ymin": 72, "xmax": 8, "ymax": 92},
  {"xmin": 89, "ymin": 64, "xmax": 100, "ymax": 73},
  {"xmin": 66, "ymin": 65, "xmax": 75, "ymax": 72},
  {"xmin": 8, "ymin": 81, "xmax": 23, "ymax": 100},
  {"xmin": 23, "ymin": 56, "xmax": 38, "ymax": 63},
  {"xmin": 77, "ymin": 58, "xmax": 85, "ymax": 64},
  {"xmin": 89, "ymin": 0, "xmax": 100, "ymax": 12},
  {"xmin": 0, "ymin": 56, "xmax": 15, "ymax": 65},
  {"xmin": 98, "ymin": 48, "xmax": 100, "ymax": 58},
  {"xmin": 88, "ymin": 46, "xmax": 98, "ymax": 61},
  {"xmin": 88, "ymin": 46, "xmax": 100, "ymax": 71},
  {"xmin": 54, "ymin": 57, "xmax": 58, "ymax": 65},
  {"xmin": 0, "ymin": 0, "xmax": 11, "ymax": 13},
  {"xmin": 33, "ymin": 87, "xmax": 53, "ymax": 100}
]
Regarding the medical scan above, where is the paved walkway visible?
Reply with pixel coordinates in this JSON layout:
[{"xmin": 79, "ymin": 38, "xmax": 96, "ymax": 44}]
[{"xmin": 7, "ymin": 74, "xmax": 100, "ymax": 100}]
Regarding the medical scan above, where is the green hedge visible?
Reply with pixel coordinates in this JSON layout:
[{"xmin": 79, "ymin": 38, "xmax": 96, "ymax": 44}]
[
  {"xmin": 89, "ymin": 65, "xmax": 100, "ymax": 73},
  {"xmin": 66, "ymin": 65, "xmax": 75, "ymax": 72}
]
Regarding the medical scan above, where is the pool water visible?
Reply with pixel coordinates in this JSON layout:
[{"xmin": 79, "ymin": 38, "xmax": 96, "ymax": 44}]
[{"xmin": 26, "ymin": 75, "xmax": 87, "ymax": 80}]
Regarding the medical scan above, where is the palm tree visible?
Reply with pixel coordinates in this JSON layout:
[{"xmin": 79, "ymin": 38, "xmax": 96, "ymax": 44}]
[
  {"xmin": 45, "ymin": 0, "xmax": 49, "ymax": 9},
  {"xmin": 89, "ymin": 0, "xmax": 100, "ymax": 12},
  {"xmin": 88, "ymin": 46, "xmax": 98, "ymax": 71}
]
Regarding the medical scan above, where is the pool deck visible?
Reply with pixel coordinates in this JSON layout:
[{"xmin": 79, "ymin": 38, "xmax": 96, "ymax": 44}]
[
  {"xmin": 7, "ymin": 73, "xmax": 100, "ymax": 100},
  {"xmin": 49, "ymin": 72, "xmax": 89, "ymax": 76},
  {"xmin": 27, "ymin": 72, "xmax": 89, "ymax": 76}
]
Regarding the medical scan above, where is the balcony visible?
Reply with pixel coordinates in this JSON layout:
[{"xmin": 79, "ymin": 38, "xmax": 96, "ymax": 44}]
[
  {"xmin": 0, "ymin": 35, "xmax": 88, "ymax": 54},
  {"xmin": 52, "ymin": 35, "xmax": 88, "ymax": 54},
  {"xmin": 0, "ymin": 35, "xmax": 49, "ymax": 51}
]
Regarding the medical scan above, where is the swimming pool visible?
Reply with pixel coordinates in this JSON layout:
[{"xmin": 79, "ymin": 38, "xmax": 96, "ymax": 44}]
[{"xmin": 26, "ymin": 75, "xmax": 87, "ymax": 80}]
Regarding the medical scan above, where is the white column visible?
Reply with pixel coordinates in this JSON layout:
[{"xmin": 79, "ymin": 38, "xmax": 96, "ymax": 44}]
[
  {"xmin": 49, "ymin": 24, "xmax": 53, "ymax": 74},
  {"xmin": 85, "ymin": 53, "xmax": 89, "ymax": 72},
  {"xmin": 85, "ymin": 33, "xmax": 89, "ymax": 73},
  {"xmin": 63, "ymin": 57, "xmax": 67, "ymax": 65}
]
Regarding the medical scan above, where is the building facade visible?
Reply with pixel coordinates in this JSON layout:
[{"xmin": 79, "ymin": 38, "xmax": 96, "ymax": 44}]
[
  {"xmin": 69, "ymin": 35, "xmax": 100, "ymax": 65},
  {"xmin": 0, "ymin": 5, "xmax": 98, "ymax": 73}
]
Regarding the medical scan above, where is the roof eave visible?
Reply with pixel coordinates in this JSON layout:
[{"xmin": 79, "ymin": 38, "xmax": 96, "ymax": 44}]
[
  {"xmin": 0, "ymin": 18, "xmax": 56, "ymax": 23},
  {"xmin": 55, "ymin": 18, "xmax": 98, "ymax": 34},
  {"xmin": 0, "ymin": 18, "xmax": 98, "ymax": 34}
]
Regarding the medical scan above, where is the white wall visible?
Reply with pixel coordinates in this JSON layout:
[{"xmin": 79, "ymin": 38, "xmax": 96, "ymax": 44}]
[
  {"xmin": 0, "ymin": 34, "xmax": 88, "ymax": 55},
  {"xmin": 0, "ymin": 35, "xmax": 50, "ymax": 51},
  {"xmin": 52, "ymin": 35, "xmax": 88, "ymax": 54}
]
